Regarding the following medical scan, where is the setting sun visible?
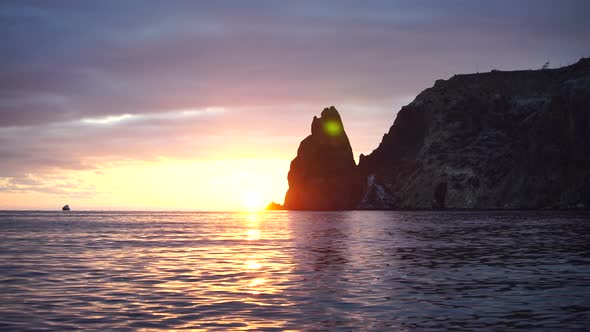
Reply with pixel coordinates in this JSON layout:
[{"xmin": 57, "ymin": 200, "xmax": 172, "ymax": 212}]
[{"xmin": 242, "ymin": 192, "xmax": 266, "ymax": 211}]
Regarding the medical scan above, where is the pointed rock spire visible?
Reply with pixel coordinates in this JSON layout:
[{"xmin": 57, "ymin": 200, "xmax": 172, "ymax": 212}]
[{"xmin": 283, "ymin": 106, "xmax": 362, "ymax": 210}]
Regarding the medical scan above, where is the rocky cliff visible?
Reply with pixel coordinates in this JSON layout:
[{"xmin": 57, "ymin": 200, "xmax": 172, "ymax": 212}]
[
  {"xmin": 283, "ymin": 106, "xmax": 362, "ymax": 210},
  {"xmin": 359, "ymin": 58, "xmax": 590, "ymax": 209},
  {"xmin": 281, "ymin": 59, "xmax": 590, "ymax": 210}
]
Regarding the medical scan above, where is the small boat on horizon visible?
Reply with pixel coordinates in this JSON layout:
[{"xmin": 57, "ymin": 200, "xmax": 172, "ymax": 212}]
[{"xmin": 62, "ymin": 205, "xmax": 70, "ymax": 211}]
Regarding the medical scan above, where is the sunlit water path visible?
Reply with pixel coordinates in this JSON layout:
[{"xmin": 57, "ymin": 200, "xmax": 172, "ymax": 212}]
[{"xmin": 1, "ymin": 211, "xmax": 589, "ymax": 330}]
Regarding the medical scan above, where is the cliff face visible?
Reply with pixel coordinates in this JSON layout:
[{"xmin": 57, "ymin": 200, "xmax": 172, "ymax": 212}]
[
  {"xmin": 283, "ymin": 106, "xmax": 362, "ymax": 210},
  {"xmin": 359, "ymin": 58, "xmax": 590, "ymax": 209},
  {"xmin": 281, "ymin": 59, "xmax": 590, "ymax": 210}
]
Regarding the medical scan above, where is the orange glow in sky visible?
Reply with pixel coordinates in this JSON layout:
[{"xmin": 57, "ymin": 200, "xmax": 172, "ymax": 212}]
[{"xmin": 0, "ymin": 158, "xmax": 290, "ymax": 211}]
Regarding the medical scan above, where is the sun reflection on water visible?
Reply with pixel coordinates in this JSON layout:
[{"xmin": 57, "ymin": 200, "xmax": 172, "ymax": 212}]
[
  {"xmin": 66, "ymin": 211, "xmax": 297, "ymax": 330},
  {"xmin": 131, "ymin": 212, "xmax": 295, "ymax": 329},
  {"xmin": 245, "ymin": 229, "xmax": 260, "ymax": 240},
  {"xmin": 244, "ymin": 260, "xmax": 262, "ymax": 270}
]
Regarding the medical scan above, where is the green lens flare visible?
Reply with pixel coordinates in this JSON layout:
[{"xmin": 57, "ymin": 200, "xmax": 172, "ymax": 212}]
[{"xmin": 323, "ymin": 121, "xmax": 342, "ymax": 136}]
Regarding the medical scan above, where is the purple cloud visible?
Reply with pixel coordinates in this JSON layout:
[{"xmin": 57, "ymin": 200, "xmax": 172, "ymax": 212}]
[{"xmin": 1, "ymin": 0, "xmax": 589, "ymax": 178}]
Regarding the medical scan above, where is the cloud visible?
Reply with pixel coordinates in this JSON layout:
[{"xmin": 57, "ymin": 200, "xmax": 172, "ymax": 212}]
[
  {"xmin": 0, "ymin": 105, "xmax": 308, "ymax": 177},
  {"xmin": 0, "ymin": 174, "xmax": 97, "ymax": 197},
  {"xmin": 1, "ymin": 0, "xmax": 589, "ymax": 181},
  {"xmin": 3, "ymin": 1, "xmax": 588, "ymax": 125},
  {"xmin": 79, "ymin": 107, "xmax": 224, "ymax": 125}
]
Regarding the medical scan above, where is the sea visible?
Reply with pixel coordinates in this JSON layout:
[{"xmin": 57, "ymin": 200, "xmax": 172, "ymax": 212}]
[{"xmin": 0, "ymin": 210, "xmax": 589, "ymax": 331}]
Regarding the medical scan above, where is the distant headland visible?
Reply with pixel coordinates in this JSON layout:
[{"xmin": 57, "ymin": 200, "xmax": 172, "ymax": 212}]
[{"xmin": 269, "ymin": 58, "xmax": 590, "ymax": 210}]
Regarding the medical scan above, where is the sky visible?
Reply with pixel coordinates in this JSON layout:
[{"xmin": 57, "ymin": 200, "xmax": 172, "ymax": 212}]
[{"xmin": 1, "ymin": 0, "xmax": 589, "ymax": 210}]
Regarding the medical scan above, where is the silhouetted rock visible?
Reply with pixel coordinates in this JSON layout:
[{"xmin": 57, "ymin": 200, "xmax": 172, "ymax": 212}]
[
  {"xmin": 280, "ymin": 59, "xmax": 590, "ymax": 210},
  {"xmin": 266, "ymin": 202, "xmax": 284, "ymax": 210},
  {"xmin": 62, "ymin": 205, "xmax": 70, "ymax": 211},
  {"xmin": 358, "ymin": 58, "xmax": 590, "ymax": 209},
  {"xmin": 283, "ymin": 106, "xmax": 362, "ymax": 210}
]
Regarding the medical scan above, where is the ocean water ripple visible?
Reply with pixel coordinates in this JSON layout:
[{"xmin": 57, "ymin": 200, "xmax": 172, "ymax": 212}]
[{"xmin": 0, "ymin": 211, "xmax": 589, "ymax": 330}]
